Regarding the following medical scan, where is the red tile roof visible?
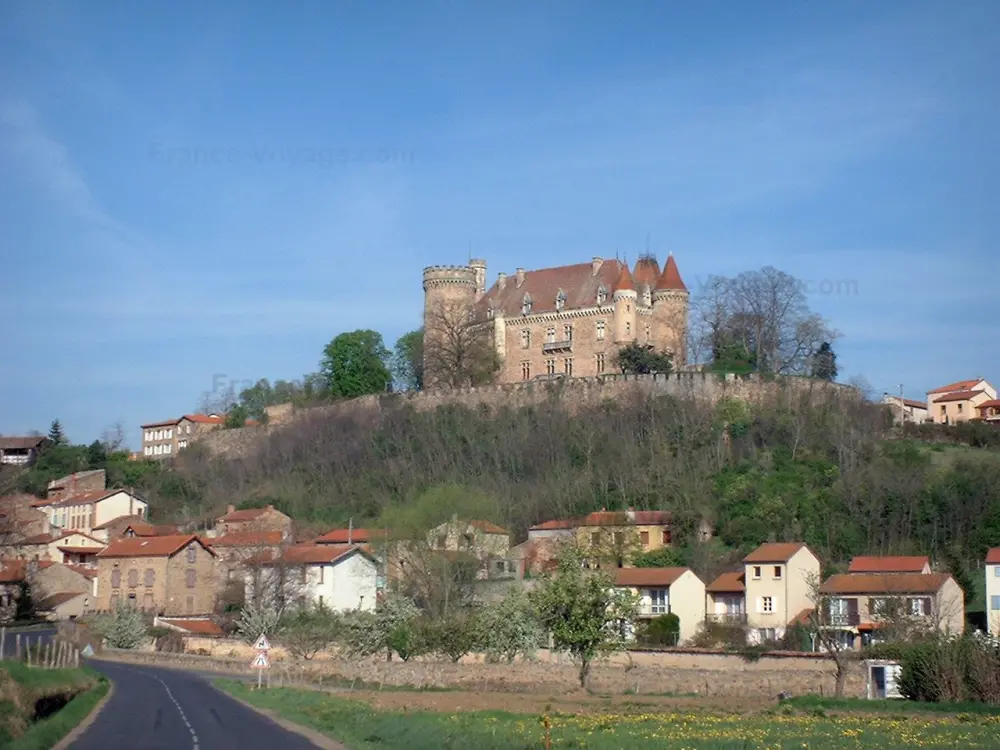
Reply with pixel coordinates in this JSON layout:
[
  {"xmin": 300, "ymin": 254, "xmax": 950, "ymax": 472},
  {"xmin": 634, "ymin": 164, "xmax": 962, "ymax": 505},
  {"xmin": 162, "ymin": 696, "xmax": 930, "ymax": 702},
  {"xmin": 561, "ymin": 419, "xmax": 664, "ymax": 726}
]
[
  {"xmin": 21, "ymin": 530, "xmax": 104, "ymax": 546},
  {"xmin": 162, "ymin": 619, "xmax": 225, "ymax": 636},
  {"xmin": 654, "ymin": 254, "xmax": 687, "ymax": 292},
  {"xmin": 928, "ymin": 379, "xmax": 984, "ymax": 394},
  {"xmin": 92, "ymin": 514, "xmax": 146, "ymax": 531},
  {"xmin": 790, "ymin": 608, "xmax": 814, "ymax": 626},
  {"xmin": 97, "ymin": 534, "xmax": 213, "ymax": 559},
  {"xmin": 977, "ymin": 399, "xmax": 1000, "ymax": 411},
  {"xmin": 706, "ymin": 570, "xmax": 746, "ymax": 593},
  {"xmin": 211, "ymin": 531, "xmax": 284, "ymax": 547},
  {"xmin": 64, "ymin": 563, "xmax": 98, "ymax": 579},
  {"xmin": 477, "ymin": 260, "xmax": 627, "ymax": 317},
  {"xmin": 848, "ymin": 556, "xmax": 930, "ymax": 574},
  {"xmin": 217, "ymin": 506, "xmax": 276, "ymax": 522},
  {"xmin": 614, "ymin": 566, "xmax": 689, "ymax": 587},
  {"xmin": 933, "ymin": 389, "xmax": 984, "ymax": 404},
  {"xmin": 529, "ymin": 519, "xmax": 576, "ymax": 531},
  {"xmin": 271, "ymin": 543, "xmax": 369, "ymax": 565},
  {"xmin": 468, "ymin": 520, "xmax": 508, "ymax": 535},
  {"xmin": 819, "ymin": 573, "xmax": 952, "ymax": 595},
  {"xmin": 613, "ymin": 261, "xmax": 636, "ymax": 292},
  {"xmin": 38, "ymin": 489, "xmax": 138, "ymax": 508},
  {"xmin": 57, "ymin": 546, "xmax": 102, "ymax": 556},
  {"xmin": 530, "ymin": 510, "xmax": 672, "ymax": 531},
  {"xmin": 0, "ymin": 560, "xmax": 27, "ymax": 583},
  {"xmin": 743, "ymin": 542, "xmax": 807, "ymax": 563},
  {"xmin": 986, "ymin": 548, "xmax": 1000, "ymax": 564},
  {"xmin": 315, "ymin": 528, "xmax": 384, "ymax": 544},
  {"xmin": 141, "ymin": 413, "xmax": 226, "ymax": 429},
  {"xmin": 632, "ymin": 257, "xmax": 661, "ymax": 289}
]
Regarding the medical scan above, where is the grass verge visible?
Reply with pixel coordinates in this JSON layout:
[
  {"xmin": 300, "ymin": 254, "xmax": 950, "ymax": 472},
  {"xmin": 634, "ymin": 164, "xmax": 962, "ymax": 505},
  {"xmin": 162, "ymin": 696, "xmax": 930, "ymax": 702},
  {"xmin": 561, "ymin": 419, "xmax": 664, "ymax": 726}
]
[
  {"xmin": 781, "ymin": 694, "xmax": 1000, "ymax": 717},
  {"xmin": 0, "ymin": 660, "xmax": 101, "ymax": 746},
  {"xmin": 4, "ymin": 681, "xmax": 108, "ymax": 750},
  {"xmin": 215, "ymin": 679, "xmax": 1000, "ymax": 749}
]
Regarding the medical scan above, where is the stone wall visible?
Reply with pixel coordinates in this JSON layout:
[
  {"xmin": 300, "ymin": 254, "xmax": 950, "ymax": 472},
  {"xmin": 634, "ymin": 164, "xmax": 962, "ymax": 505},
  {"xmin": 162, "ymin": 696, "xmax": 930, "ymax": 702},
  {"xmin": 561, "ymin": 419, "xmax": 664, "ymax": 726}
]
[
  {"xmin": 200, "ymin": 372, "xmax": 859, "ymax": 458},
  {"xmin": 105, "ymin": 639, "xmax": 866, "ymax": 698}
]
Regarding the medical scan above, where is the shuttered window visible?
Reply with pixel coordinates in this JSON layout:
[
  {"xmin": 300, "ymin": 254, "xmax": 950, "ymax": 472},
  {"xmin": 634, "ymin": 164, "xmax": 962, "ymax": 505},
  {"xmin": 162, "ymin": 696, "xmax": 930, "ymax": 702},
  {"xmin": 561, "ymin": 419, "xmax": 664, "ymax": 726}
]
[
  {"xmin": 144, "ymin": 568, "xmax": 155, "ymax": 586},
  {"xmin": 127, "ymin": 569, "xmax": 138, "ymax": 587},
  {"xmin": 111, "ymin": 568, "xmax": 121, "ymax": 588},
  {"xmin": 186, "ymin": 569, "xmax": 196, "ymax": 588}
]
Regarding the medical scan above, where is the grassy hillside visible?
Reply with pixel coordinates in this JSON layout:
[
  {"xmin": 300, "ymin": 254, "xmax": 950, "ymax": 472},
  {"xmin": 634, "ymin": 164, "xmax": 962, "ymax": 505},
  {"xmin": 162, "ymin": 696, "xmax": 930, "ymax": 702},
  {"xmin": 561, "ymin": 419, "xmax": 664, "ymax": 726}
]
[{"xmin": 0, "ymin": 660, "xmax": 100, "ymax": 746}]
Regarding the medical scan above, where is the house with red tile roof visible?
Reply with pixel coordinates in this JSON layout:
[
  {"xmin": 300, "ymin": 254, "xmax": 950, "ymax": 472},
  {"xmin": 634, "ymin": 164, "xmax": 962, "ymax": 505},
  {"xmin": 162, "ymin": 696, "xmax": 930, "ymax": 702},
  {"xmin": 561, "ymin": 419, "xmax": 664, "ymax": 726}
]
[
  {"xmin": 705, "ymin": 570, "xmax": 747, "ymax": 625},
  {"xmin": 986, "ymin": 548, "xmax": 1000, "ymax": 637},
  {"xmin": 742, "ymin": 542, "xmax": 821, "ymax": 644},
  {"xmin": 927, "ymin": 378, "xmax": 997, "ymax": 424},
  {"xmin": 140, "ymin": 413, "xmax": 258, "ymax": 459},
  {"xmin": 427, "ymin": 517, "xmax": 510, "ymax": 559},
  {"xmin": 32, "ymin": 488, "xmax": 148, "ymax": 537},
  {"xmin": 847, "ymin": 556, "xmax": 932, "ymax": 575},
  {"xmin": 12, "ymin": 530, "xmax": 105, "ymax": 563},
  {"xmin": 612, "ymin": 567, "xmax": 706, "ymax": 644},
  {"xmin": 421, "ymin": 253, "xmax": 689, "ymax": 386},
  {"xmin": 880, "ymin": 394, "xmax": 928, "ymax": 424},
  {"xmin": 976, "ymin": 399, "xmax": 1000, "ymax": 423},
  {"xmin": 214, "ymin": 504, "xmax": 292, "ymax": 538},
  {"xmin": 247, "ymin": 543, "xmax": 377, "ymax": 613}
]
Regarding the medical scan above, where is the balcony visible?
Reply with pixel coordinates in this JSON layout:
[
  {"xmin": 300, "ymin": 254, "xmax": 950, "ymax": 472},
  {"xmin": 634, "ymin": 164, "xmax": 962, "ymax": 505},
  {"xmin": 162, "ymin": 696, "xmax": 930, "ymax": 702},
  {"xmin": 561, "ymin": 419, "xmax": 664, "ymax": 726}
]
[
  {"xmin": 542, "ymin": 339, "xmax": 573, "ymax": 353},
  {"xmin": 826, "ymin": 612, "xmax": 861, "ymax": 627},
  {"xmin": 706, "ymin": 613, "xmax": 747, "ymax": 625}
]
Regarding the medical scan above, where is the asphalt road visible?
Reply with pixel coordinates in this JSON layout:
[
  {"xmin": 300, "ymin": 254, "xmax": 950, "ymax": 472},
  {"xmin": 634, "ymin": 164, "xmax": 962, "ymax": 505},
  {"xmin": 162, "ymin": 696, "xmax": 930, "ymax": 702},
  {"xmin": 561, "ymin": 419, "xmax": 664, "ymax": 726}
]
[{"xmin": 70, "ymin": 660, "xmax": 322, "ymax": 750}]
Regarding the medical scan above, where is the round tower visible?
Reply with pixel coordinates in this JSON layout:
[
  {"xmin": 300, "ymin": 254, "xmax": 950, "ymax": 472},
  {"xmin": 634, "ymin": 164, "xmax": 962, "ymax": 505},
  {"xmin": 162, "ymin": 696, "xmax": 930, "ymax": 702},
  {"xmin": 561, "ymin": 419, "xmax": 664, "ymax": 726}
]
[
  {"xmin": 651, "ymin": 253, "xmax": 690, "ymax": 365},
  {"xmin": 612, "ymin": 261, "xmax": 638, "ymax": 344},
  {"xmin": 422, "ymin": 264, "xmax": 479, "ymax": 386},
  {"xmin": 469, "ymin": 258, "xmax": 488, "ymax": 300}
]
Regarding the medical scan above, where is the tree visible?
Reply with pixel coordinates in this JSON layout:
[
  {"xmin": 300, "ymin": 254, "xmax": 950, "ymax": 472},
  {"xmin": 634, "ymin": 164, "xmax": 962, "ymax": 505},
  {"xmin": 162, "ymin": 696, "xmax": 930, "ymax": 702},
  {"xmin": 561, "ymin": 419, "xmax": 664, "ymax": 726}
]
[
  {"xmin": 531, "ymin": 546, "xmax": 639, "ymax": 687},
  {"xmin": 236, "ymin": 597, "xmax": 283, "ymax": 644},
  {"xmin": 99, "ymin": 422, "xmax": 127, "ymax": 453},
  {"xmin": 810, "ymin": 342, "xmax": 838, "ymax": 381},
  {"xmin": 422, "ymin": 300, "xmax": 499, "ymax": 388},
  {"xmin": 224, "ymin": 404, "xmax": 250, "ymax": 429},
  {"xmin": 320, "ymin": 330, "xmax": 392, "ymax": 398},
  {"xmin": 86, "ymin": 440, "xmax": 108, "ymax": 467},
  {"xmin": 614, "ymin": 343, "xmax": 673, "ymax": 375},
  {"xmin": 47, "ymin": 420, "xmax": 66, "ymax": 446},
  {"xmin": 476, "ymin": 589, "xmax": 544, "ymax": 663},
  {"xmin": 805, "ymin": 572, "xmax": 857, "ymax": 697},
  {"xmin": 424, "ymin": 610, "xmax": 481, "ymax": 662},
  {"xmin": 14, "ymin": 580, "xmax": 34, "ymax": 621},
  {"xmin": 632, "ymin": 547, "xmax": 685, "ymax": 568},
  {"xmin": 277, "ymin": 604, "xmax": 341, "ymax": 660},
  {"xmin": 103, "ymin": 602, "xmax": 149, "ymax": 649},
  {"xmin": 392, "ymin": 329, "xmax": 425, "ymax": 391},
  {"xmin": 342, "ymin": 594, "xmax": 420, "ymax": 661}
]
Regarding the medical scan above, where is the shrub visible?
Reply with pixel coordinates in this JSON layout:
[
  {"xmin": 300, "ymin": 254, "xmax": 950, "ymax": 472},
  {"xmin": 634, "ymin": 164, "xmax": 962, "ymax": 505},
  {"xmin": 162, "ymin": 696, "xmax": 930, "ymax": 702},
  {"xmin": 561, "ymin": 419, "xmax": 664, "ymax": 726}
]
[
  {"xmin": 104, "ymin": 602, "xmax": 149, "ymax": 649},
  {"xmin": 476, "ymin": 590, "xmax": 544, "ymax": 663},
  {"xmin": 638, "ymin": 614, "xmax": 680, "ymax": 647},
  {"xmin": 424, "ymin": 610, "xmax": 481, "ymax": 662}
]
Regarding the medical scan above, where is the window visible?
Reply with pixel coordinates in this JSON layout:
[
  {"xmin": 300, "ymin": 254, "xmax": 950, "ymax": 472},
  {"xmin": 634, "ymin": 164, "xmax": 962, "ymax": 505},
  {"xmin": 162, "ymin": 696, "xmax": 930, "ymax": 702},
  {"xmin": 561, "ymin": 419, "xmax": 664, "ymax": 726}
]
[
  {"xmin": 144, "ymin": 446, "xmax": 152, "ymax": 456},
  {"xmin": 127, "ymin": 569, "xmax": 138, "ymax": 587},
  {"xmin": 995, "ymin": 567, "xmax": 1000, "ymax": 578},
  {"xmin": 187, "ymin": 546, "xmax": 196, "ymax": 563},
  {"xmin": 546, "ymin": 327, "xmax": 556, "ymax": 343},
  {"xmin": 596, "ymin": 353, "xmax": 605, "ymax": 373},
  {"xmin": 761, "ymin": 596, "xmax": 774, "ymax": 613},
  {"xmin": 179, "ymin": 440, "xmax": 187, "ymax": 449},
  {"xmin": 661, "ymin": 528, "xmax": 671, "ymax": 545},
  {"xmin": 957, "ymin": 403, "xmax": 963, "ymax": 413},
  {"xmin": 773, "ymin": 566, "xmax": 782, "ymax": 580},
  {"xmin": 625, "ymin": 321, "xmax": 631, "ymax": 335},
  {"xmin": 563, "ymin": 358, "xmax": 573, "ymax": 376},
  {"xmin": 564, "ymin": 324, "xmax": 573, "ymax": 341},
  {"xmin": 185, "ymin": 569, "xmax": 196, "ymax": 588},
  {"xmin": 596, "ymin": 285, "xmax": 607, "ymax": 305},
  {"xmin": 521, "ymin": 294, "xmax": 532, "ymax": 315},
  {"xmin": 645, "ymin": 323, "xmax": 651, "ymax": 340},
  {"xmin": 186, "ymin": 596, "xmax": 194, "ymax": 614},
  {"xmin": 521, "ymin": 329, "xmax": 531, "ymax": 349},
  {"xmin": 143, "ymin": 592, "xmax": 154, "ymax": 611},
  {"xmin": 318, "ymin": 595, "xmax": 324, "ymax": 607},
  {"xmin": 318, "ymin": 566, "xmax": 324, "ymax": 584},
  {"xmin": 144, "ymin": 568, "xmax": 155, "ymax": 587},
  {"xmin": 639, "ymin": 531, "xmax": 649, "ymax": 547},
  {"xmin": 546, "ymin": 359, "xmax": 556, "ymax": 375},
  {"xmin": 908, "ymin": 597, "xmax": 930, "ymax": 616},
  {"xmin": 596, "ymin": 320, "xmax": 606, "ymax": 340},
  {"xmin": 521, "ymin": 361, "xmax": 531, "ymax": 380},
  {"xmin": 752, "ymin": 566, "xmax": 762, "ymax": 580},
  {"xmin": 991, "ymin": 595, "xmax": 1000, "ymax": 610},
  {"xmin": 649, "ymin": 589, "xmax": 668, "ymax": 615},
  {"xmin": 555, "ymin": 290, "xmax": 566, "ymax": 311},
  {"xmin": 110, "ymin": 567, "xmax": 121, "ymax": 589},
  {"xmin": 870, "ymin": 597, "xmax": 889, "ymax": 616},
  {"xmin": 591, "ymin": 531, "xmax": 601, "ymax": 548}
]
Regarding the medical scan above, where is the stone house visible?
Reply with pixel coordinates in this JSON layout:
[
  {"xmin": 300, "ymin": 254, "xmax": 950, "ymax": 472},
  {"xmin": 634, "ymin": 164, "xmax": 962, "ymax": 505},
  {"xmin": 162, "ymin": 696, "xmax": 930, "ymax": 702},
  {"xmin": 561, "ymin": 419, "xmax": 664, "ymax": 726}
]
[
  {"xmin": 818, "ymin": 572, "xmax": 965, "ymax": 648},
  {"xmin": 986, "ymin": 548, "xmax": 1000, "ymax": 637},
  {"xmin": 246, "ymin": 543, "xmax": 377, "ymax": 613},
  {"xmin": 95, "ymin": 534, "xmax": 217, "ymax": 616},
  {"xmin": 45, "ymin": 469, "xmax": 108, "ymax": 501},
  {"xmin": 0, "ymin": 494, "xmax": 50, "ymax": 542},
  {"xmin": 926, "ymin": 378, "xmax": 997, "ymax": 424},
  {"xmin": 214, "ymin": 504, "xmax": 292, "ymax": 537},
  {"xmin": 14, "ymin": 530, "xmax": 105, "ymax": 563},
  {"xmin": 422, "ymin": 254, "xmax": 689, "ymax": 385},
  {"xmin": 613, "ymin": 566, "xmax": 706, "ymax": 645},
  {"xmin": 976, "ymin": 399, "xmax": 1000, "ymax": 422},
  {"xmin": 140, "ymin": 413, "xmax": 224, "ymax": 459},
  {"xmin": 742, "ymin": 542, "xmax": 821, "ymax": 644}
]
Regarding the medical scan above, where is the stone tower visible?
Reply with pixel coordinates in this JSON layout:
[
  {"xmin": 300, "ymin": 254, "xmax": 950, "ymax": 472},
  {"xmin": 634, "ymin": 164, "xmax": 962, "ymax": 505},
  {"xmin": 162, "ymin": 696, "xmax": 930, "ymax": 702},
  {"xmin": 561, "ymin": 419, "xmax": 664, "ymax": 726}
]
[
  {"xmin": 651, "ymin": 253, "xmax": 690, "ymax": 364},
  {"xmin": 422, "ymin": 262, "xmax": 479, "ymax": 386},
  {"xmin": 612, "ymin": 261, "xmax": 637, "ymax": 344}
]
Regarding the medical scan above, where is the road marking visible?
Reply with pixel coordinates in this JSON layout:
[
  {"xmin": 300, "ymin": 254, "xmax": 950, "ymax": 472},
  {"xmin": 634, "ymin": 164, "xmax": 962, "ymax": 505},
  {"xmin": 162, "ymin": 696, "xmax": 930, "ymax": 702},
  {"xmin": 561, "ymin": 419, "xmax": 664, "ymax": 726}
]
[{"xmin": 114, "ymin": 664, "xmax": 200, "ymax": 750}]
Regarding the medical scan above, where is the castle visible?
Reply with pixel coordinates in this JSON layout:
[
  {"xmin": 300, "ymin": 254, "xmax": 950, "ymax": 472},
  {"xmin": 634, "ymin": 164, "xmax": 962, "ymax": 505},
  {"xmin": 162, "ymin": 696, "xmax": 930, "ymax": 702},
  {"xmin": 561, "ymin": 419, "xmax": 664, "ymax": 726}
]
[{"xmin": 421, "ymin": 254, "xmax": 689, "ymax": 385}]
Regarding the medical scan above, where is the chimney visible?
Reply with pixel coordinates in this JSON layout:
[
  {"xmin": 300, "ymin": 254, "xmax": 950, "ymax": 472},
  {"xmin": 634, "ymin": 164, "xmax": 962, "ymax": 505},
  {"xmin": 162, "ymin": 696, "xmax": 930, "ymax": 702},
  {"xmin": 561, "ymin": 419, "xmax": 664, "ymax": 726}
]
[
  {"xmin": 592, "ymin": 256, "xmax": 603, "ymax": 276},
  {"xmin": 226, "ymin": 504, "xmax": 235, "ymax": 515},
  {"xmin": 497, "ymin": 272, "xmax": 507, "ymax": 291},
  {"xmin": 516, "ymin": 268, "xmax": 525, "ymax": 288}
]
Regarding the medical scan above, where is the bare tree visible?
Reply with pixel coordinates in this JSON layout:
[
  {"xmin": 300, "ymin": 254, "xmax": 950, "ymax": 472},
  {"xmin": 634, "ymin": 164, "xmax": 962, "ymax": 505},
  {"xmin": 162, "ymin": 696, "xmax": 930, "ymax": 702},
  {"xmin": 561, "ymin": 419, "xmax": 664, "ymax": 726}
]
[
  {"xmin": 805, "ymin": 572, "xmax": 858, "ymax": 698},
  {"xmin": 100, "ymin": 422, "xmax": 127, "ymax": 453},
  {"xmin": 422, "ymin": 300, "xmax": 499, "ymax": 388}
]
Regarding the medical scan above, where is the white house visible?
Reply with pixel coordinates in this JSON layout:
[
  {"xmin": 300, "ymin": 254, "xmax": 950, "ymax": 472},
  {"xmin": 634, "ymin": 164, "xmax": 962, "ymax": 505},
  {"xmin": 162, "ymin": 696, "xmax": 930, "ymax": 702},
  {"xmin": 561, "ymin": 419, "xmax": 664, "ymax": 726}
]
[
  {"xmin": 880, "ymin": 395, "xmax": 928, "ymax": 424},
  {"xmin": 246, "ymin": 543, "xmax": 378, "ymax": 613},
  {"xmin": 613, "ymin": 567, "xmax": 706, "ymax": 644},
  {"xmin": 987, "ymin": 548, "xmax": 1000, "ymax": 637},
  {"xmin": 32, "ymin": 489, "xmax": 148, "ymax": 536}
]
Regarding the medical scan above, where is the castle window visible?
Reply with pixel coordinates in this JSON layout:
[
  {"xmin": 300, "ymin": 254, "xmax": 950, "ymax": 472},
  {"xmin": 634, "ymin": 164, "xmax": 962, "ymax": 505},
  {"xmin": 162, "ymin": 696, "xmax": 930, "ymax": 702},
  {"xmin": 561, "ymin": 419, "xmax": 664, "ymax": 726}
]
[
  {"xmin": 521, "ymin": 361, "xmax": 531, "ymax": 380},
  {"xmin": 521, "ymin": 294, "xmax": 532, "ymax": 315},
  {"xmin": 564, "ymin": 358, "xmax": 573, "ymax": 376},
  {"xmin": 596, "ymin": 320, "xmax": 606, "ymax": 340},
  {"xmin": 596, "ymin": 285, "xmax": 608, "ymax": 305},
  {"xmin": 596, "ymin": 353, "xmax": 605, "ymax": 373},
  {"xmin": 546, "ymin": 359, "xmax": 556, "ymax": 375},
  {"xmin": 564, "ymin": 324, "xmax": 573, "ymax": 341},
  {"xmin": 626, "ymin": 321, "xmax": 631, "ymax": 335},
  {"xmin": 645, "ymin": 323, "xmax": 651, "ymax": 341},
  {"xmin": 520, "ymin": 329, "xmax": 530, "ymax": 349},
  {"xmin": 555, "ymin": 289, "xmax": 567, "ymax": 312},
  {"xmin": 546, "ymin": 327, "xmax": 556, "ymax": 343},
  {"xmin": 642, "ymin": 285, "xmax": 652, "ymax": 307}
]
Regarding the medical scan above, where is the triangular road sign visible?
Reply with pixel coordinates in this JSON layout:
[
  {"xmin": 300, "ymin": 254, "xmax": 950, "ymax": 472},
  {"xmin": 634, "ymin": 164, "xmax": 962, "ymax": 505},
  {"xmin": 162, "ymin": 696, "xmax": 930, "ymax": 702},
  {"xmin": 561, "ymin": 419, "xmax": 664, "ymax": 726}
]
[
  {"xmin": 253, "ymin": 635, "xmax": 271, "ymax": 651},
  {"xmin": 250, "ymin": 651, "xmax": 270, "ymax": 668}
]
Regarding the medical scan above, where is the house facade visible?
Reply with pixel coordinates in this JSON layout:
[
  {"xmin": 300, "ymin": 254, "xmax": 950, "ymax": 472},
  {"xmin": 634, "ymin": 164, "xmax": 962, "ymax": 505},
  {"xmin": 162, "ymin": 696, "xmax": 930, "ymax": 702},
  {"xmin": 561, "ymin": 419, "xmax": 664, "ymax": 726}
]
[
  {"xmin": 214, "ymin": 504, "xmax": 293, "ymax": 537},
  {"xmin": 743, "ymin": 543, "xmax": 821, "ymax": 643},
  {"xmin": 880, "ymin": 395, "xmax": 928, "ymax": 424},
  {"xmin": 927, "ymin": 379, "xmax": 997, "ymax": 424},
  {"xmin": 33, "ymin": 490, "xmax": 148, "ymax": 536},
  {"xmin": 705, "ymin": 571, "xmax": 747, "ymax": 625},
  {"xmin": 818, "ymin": 573, "xmax": 964, "ymax": 648},
  {"xmin": 422, "ymin": 254, "xmax": 689, "ymax": 385},
  {"xmin": 14, "ymin": 530, "xmax": 105, "ymax": 563},
  {"xmin": 95, "ymin": 535, "xmax": 217, "ymax": 615},
  {"xmin": 0, "ymin": 436, "xmax": 48, "ymax": 466},
  {"xmin": 140, "ymin": 413, "xmax": 226, "ymax": 459},
  {"xmin": 613, "ymin": 566, "xmax": 706, "ymax": 644},
  {"xmin": 976, "ymin": 399, "xmax": 1000, "ymax": 423},
  {"xmin": 986, "ymin": 548, "xmax": 1000, "ymax": 637},
  {"xmin": 246, "ymin": 543, "xmax": 377, "ymax": 613}
]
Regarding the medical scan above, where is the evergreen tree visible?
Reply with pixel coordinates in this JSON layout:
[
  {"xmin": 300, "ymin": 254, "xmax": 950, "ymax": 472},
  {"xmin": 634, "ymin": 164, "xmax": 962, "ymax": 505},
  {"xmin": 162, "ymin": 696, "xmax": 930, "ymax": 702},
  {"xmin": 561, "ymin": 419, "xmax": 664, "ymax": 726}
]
[
  {"xmin": 47, "ymin": 419, "xmax": 67, "ymax": 445},
  {"xmin": 14, "ymin": 580, "xmax": 34, "ymax": 621}
]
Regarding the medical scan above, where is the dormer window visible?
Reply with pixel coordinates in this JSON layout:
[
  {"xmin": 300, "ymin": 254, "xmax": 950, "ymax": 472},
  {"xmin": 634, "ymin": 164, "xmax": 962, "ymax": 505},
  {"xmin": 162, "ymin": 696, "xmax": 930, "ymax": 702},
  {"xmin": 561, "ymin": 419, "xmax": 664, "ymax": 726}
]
[
  {"xmin": 596, "ymin": 285, "xmax": 608, "ymax": 305},
  {"xmin": 642, "ymin": 285, "xmax": 652, "ymax": 307},
  {"xmin": 555, "ymin": 289, "xmax": 567, "ymax": 312},
  {"xmin": 521, "ymin": 294, "xmax": 533, "ymax": 315},
  {"xmin": 486, "ymin": 304, "xmax": 495, "ymax": 319}
]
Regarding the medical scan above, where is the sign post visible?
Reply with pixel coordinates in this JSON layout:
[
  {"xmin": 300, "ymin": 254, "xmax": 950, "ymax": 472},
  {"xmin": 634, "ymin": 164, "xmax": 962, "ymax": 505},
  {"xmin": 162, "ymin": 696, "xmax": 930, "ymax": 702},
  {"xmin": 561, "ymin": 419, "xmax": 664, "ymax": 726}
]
[{"xmin": 251, "ymin": 634, "xmax": 271, "ymax": 689}]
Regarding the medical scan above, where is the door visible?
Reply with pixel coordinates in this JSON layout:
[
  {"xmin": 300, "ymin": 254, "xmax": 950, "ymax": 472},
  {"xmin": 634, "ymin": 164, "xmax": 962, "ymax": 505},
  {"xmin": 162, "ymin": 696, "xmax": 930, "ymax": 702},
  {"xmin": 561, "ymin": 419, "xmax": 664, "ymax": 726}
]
[{"xmin": 872, "ymin": 666, "xmax": 886, "ymax": 699}]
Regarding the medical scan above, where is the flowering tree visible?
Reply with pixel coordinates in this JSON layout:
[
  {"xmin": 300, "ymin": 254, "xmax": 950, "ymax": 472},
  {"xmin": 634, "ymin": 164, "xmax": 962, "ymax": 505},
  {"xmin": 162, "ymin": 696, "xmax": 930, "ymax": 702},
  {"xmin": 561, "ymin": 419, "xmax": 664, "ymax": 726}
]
[
  {"xmin": 103, "ymin": 602, "xmax": 149, "ymax": 649},
  {"xmin": 477, "ymin": 589, "xmax": 544, "ymax": 663},
  {"xmin": 236, "ymin": 597, "xmax": 282, "ymax": 645},
  {"xmin": 342, "ymin": 594, "xmax": 420, "ymax": 661}
]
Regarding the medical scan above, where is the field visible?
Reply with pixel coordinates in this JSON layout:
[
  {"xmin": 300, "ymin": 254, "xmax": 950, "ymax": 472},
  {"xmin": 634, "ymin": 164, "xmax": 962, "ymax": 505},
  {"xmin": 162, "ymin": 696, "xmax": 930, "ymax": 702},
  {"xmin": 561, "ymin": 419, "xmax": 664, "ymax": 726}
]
[{"xmin": 217, "ymin": 680, "xmax": 1000, "ymax": 749}]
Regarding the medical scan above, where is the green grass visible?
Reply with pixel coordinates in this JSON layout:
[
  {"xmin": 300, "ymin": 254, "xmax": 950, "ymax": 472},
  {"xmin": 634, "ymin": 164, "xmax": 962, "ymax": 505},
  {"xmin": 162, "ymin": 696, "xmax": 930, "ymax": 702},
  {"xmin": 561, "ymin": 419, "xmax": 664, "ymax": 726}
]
[
  {"xmin": 4, "ymin": 681, "xmax": 108, "ymax": 750},
  {"xmin": 782, "ymin": 694, "xmax": 1000, "ymax": 717},
  {"xmin": 216, "ymin": 680, "xmax": 1000, "ymax": 749},
  {"xmin": 0, "ymin": 660, "xmax": 101, "ymax": 746}
]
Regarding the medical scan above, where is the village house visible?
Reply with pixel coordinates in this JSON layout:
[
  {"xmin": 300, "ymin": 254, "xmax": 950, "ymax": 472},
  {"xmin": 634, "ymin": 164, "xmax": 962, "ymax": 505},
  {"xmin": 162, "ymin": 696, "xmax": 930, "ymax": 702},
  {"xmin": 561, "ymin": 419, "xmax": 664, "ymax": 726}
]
[
  {"xmin": 818, "ymin": 572, "xmax": 964, "ymax": 648},
  {"xmin": 0, "ymin": 436, "xmax": 48, "ymax": 466},
  {"xmin": 0, "ymin": 560, "xmax": 31, "ymax": 622},
  {"xmin": 45, "ymin": 469, "xmax": 107, "ymax": 500},
  {"xmin": 213, "ymin": 504, "xmax": 292, "ymax": 537},
  {"xmin": 245, "ymin": 543, "xmax": 377, "ymax": 613},
  {"xmin": 32, "ymin": 490, "xmax": 148, "ymax": 537},
  {"xmin": 0, "ymin": 494, "xmax": 50, "ymax": 542},
  {"xmin": 847, "ymin": 556, "xmax": 932, "ymax": 575},
  {"xmin": 613, "ymin": 567, "xmax": 706, "ymax": 644},
  {"xmin": 32, "ymin": 562, "xmax": 99, "ymax": 620},
  {"xmin": 211, "ymin": 529, "xmax": 286, "ymax": 590},
  {"xmin": 90, "ymin": 515, "xmax": 180, "ymax": 543},
  {"xmin": 705, "ymin": 571, "xmax": 747, "ymax": 625},
  {"xmin": 880, "ymin": 395, "xmax": 928, "ymax": 424},
  {"xmin": 140, "ymin": 413, "xmax": 223, "ymax": 459},
  {"xmin": 926, "ymin": 378, "xmax": 997, "ymax": 425},
  {"xmin": 13, "ymin": 530, "xmax": 105, "ymax": 563},
  {"xmin": 976, "ymin": 399, "xmax": 1000, "ymax": 423},
  {"xmin": 986, "ymin": 548, "xmax": 1000, "ymax": 637},
  {"xmin": 95, "ymin": 534, "xmax": 217, "ymax": 616},
  {"xmin": 742, "ymin": 542, "xmax": 821, "ymax": 644}
]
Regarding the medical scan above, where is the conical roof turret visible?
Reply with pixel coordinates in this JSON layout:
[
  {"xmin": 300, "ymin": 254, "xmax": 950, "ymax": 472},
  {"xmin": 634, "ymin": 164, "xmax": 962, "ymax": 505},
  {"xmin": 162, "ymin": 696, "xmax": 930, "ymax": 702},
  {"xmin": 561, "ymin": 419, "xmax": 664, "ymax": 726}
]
[
  {"xmin": 613, "ymin": 261, "xmax": 636, "ymax": 293},
  {"xmin": 654, "ymin": 254, "xmax": 687, "ymax": 292}
]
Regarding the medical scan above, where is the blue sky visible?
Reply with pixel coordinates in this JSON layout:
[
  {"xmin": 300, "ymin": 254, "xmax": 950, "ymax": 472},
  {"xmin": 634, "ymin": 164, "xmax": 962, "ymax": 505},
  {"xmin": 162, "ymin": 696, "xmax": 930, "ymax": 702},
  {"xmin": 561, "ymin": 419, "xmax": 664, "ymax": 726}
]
[{"xmin": 1, "ymin": 1, "xmax": 997, "ymax": 448}]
